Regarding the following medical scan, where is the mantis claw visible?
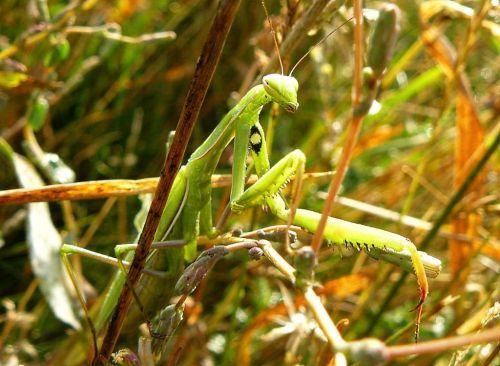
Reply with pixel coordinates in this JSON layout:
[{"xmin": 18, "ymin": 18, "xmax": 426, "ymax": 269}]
[
  {"xmin": 410, "ymin": 294, "xmax": 426, "ymax": 313},
  {"xmin": 411, "ymin": 300, "xmax": 424, "ymax": 343},
  {"xmin": 409, "ymin": 256, "xmax": 429, "ymax": 343}
]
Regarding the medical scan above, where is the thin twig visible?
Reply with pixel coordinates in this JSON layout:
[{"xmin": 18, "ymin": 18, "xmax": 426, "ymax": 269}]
[
  {"xmin": 310, "ymin": 0, "xmax": 364, "ymax": 254},
  {"xmin": 259, "ymin": 240, "xmax": 296, "ymax": 282},
  {"xmin": 0, "ymin": 172, "xmax": 333, "ymax": 204},
  {"xmin": 0, "ymin": 1, "xmax": 89, "ymax": 61},
  {"xmin": 257, "ymin": 240, "xmax": 349, "ymax": 358},
  {"xmin": 386, "ymin": 327, "xmax": 500, "ymax": 359},
  {"xmin": 64, "ymin": 25, "xmax": 176, "ymax": 44},
  {"xmin": 95, "ymin": 1, "xmax": 241, "ymax": 363},
  {"xmin": 303, "ymin": 287, "xmax": 348, "ymax": 352},
  {"xmin": 259, "ymin": 0, "xmax": 331, "ymax": 77}
]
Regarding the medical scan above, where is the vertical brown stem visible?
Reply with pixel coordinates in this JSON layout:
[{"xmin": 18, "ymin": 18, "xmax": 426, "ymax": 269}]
[
  {"xmin": 95, "ymin": 1, "xmax": 241, "ymax": 363},
  {"xmin": 310, "ymin": 0, "xmax": 364, "ymax": 254}
]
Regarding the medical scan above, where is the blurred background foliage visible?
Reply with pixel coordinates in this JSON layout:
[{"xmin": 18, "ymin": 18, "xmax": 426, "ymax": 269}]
[{"xmin": 0, "ymin": 0, "xmax": 498, "ymax": 365}]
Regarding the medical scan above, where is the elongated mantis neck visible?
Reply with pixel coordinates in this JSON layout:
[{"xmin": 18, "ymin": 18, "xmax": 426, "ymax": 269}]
[
  {"xmin": 186, "ymin": 84, "xmax": 275, "ymax": 207},
  {"xmin": 188, "ymin": 84, "xmax": 270, "ymax": 165}
]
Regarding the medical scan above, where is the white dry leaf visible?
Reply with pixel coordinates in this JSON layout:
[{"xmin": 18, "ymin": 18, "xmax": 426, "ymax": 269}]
[{"xmin": 12, "ymin": 154, "xmax": 80, "ymax": 329}]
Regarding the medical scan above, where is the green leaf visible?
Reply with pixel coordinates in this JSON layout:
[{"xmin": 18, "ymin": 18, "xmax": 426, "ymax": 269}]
[
  {"xmin": 44, "ymin": 37, "xmax": 71, "ymax": 66},
  {"xmin": 56, "ymin": 38, "xmax": 71, "ymax": 61},
  {"xmin": 0, "ymin": 71, "xmax": 28, "ymax": 88},
  {"xmin": 27, "ymin": 95, "xmax": 49, "ymax": 131}
]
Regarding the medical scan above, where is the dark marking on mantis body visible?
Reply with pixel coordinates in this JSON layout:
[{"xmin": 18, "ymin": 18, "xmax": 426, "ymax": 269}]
[{"xmin": 249, "ymin": 125, "xmax": 263, "ymax": 154}]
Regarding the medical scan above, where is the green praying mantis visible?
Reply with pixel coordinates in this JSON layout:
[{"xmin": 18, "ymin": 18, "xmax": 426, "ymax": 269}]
[{"xmin": 60, "ymin": 11, "xmax": 442, "ymax": 358}]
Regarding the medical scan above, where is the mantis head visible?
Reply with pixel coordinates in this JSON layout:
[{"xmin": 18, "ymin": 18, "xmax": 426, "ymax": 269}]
[{"xmin": 262, "ymin": 74, "xmax": 299, "ymax": 113}]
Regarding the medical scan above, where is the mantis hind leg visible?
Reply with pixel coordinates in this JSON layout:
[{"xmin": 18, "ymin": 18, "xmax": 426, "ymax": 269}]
[{"xmin": 60, "ymin": 248, "xmax": 99, "ymax": 358}]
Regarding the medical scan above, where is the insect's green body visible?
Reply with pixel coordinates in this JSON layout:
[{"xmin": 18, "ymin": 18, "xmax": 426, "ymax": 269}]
[
  {"xmin": 64, "ymin": 73, "xmax": 439, "ymax": 340},
  {"xmin": 93, "ymin": 75, "xmax": 299, "ymax": 330}
]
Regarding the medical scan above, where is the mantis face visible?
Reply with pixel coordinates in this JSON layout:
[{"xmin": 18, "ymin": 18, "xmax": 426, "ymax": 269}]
[{"xmin": 262, "ymin": 74, "xmax": 299, "ymax": 113}]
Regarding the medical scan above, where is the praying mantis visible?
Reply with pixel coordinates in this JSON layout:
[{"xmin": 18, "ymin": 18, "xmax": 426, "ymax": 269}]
[{"xmin": 60, "ymin": 9, "xmax": 441, "ymax": 360}]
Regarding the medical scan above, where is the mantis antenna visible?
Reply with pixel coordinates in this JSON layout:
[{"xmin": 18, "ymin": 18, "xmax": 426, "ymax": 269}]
[
  {"xmin": 261, "ymin": 0, "xmax": 284, "ymax": 75},
  {"xmin": 289, "ymin": 17, "xmax": 354, "ymax": 76}
]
